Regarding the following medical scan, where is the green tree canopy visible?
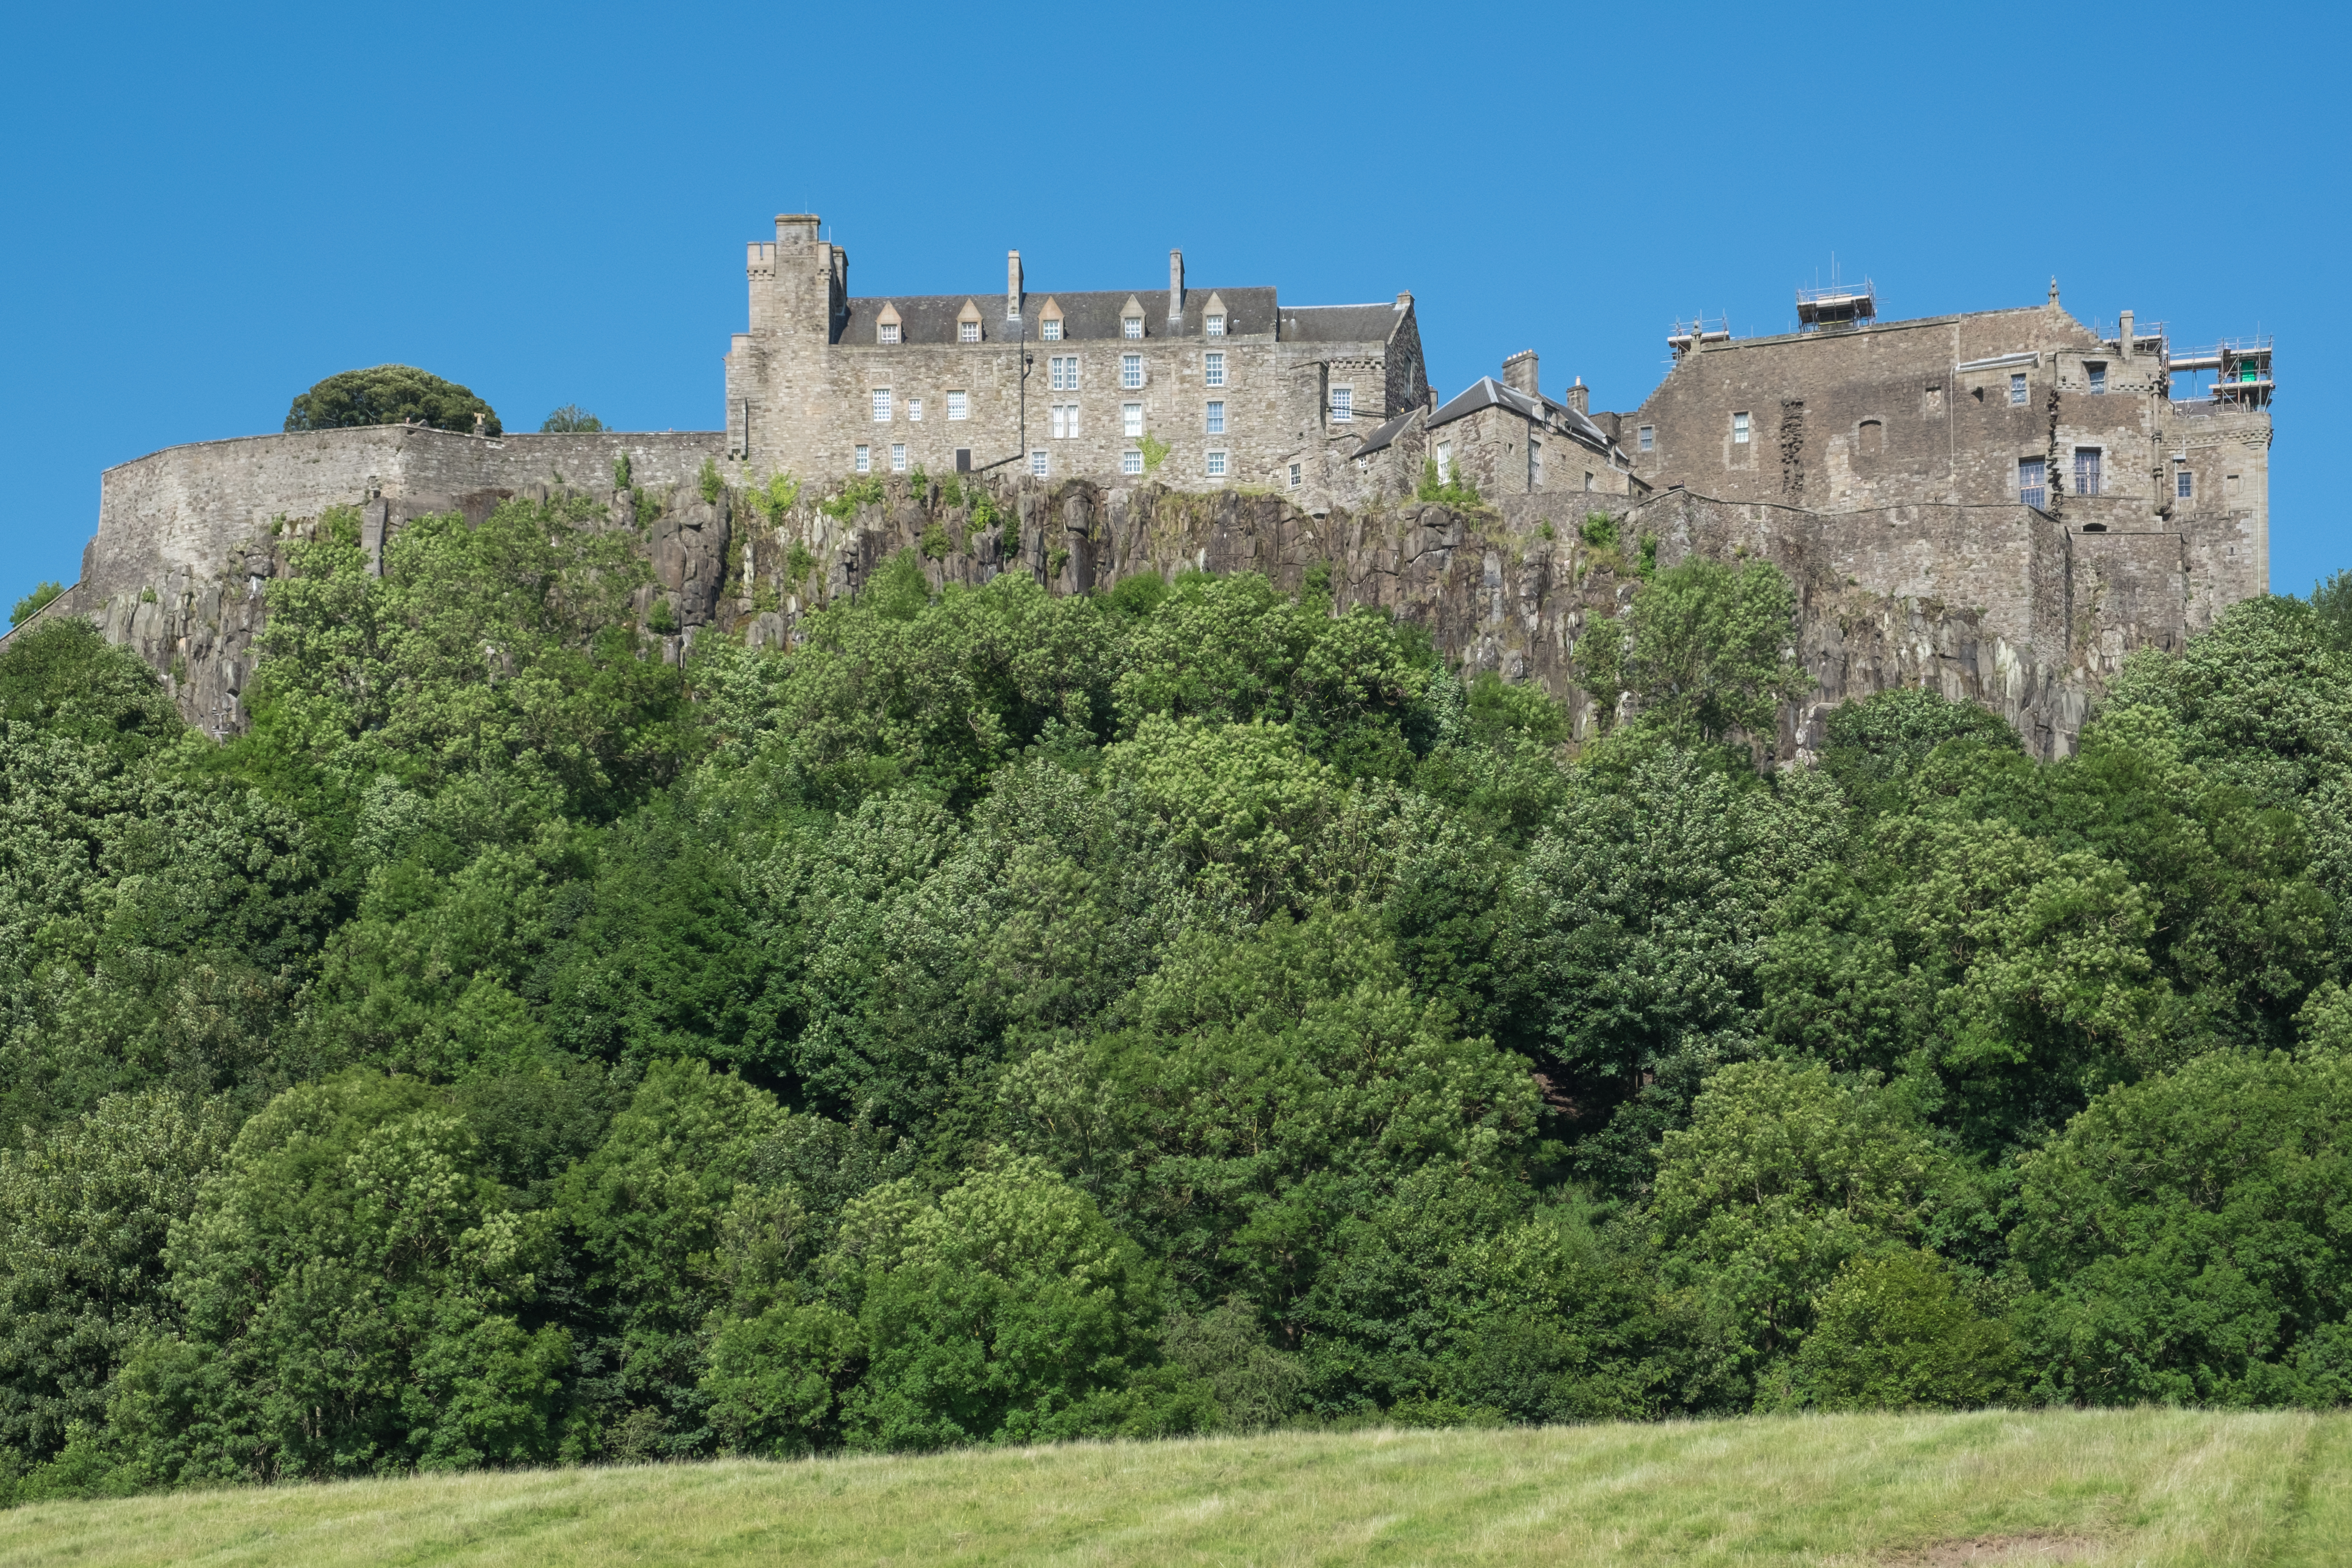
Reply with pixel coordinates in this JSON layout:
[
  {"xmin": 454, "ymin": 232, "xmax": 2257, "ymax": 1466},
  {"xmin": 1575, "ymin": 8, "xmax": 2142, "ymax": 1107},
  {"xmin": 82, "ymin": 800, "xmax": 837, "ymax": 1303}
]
[
  {"xmin": 538, "ymin": 405, "xmax": 604, "ymax": 434},
  {"xmin": 1574, "ymin": 556, "xmax": 1811, "ymax": 750},
  {"xmin": 284, "ymin": 365, "xmax": 501, "ymax": 437}
]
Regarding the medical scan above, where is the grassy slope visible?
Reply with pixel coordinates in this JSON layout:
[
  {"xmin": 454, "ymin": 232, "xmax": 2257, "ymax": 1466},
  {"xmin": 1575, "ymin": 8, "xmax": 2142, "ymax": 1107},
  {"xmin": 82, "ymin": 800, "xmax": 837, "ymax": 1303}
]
[{"xmin": 3, "ymin": 1410, "xmax": 2348, "ymax": 1567}]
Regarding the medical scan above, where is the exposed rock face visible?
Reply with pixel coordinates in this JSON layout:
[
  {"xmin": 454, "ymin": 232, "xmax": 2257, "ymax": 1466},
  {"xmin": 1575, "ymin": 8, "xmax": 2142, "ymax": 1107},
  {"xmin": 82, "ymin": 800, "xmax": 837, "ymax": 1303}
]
[{"xmin": 18, "ymin": 435, "xmax": 2175, "ymax": 760}]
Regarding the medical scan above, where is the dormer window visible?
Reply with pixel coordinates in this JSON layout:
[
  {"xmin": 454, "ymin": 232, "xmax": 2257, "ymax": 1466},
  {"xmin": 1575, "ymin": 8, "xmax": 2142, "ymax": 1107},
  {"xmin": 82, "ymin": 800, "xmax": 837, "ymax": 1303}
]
[
  {"xmin": 960, "ymin": 321, "xmax": 980, "ymax": 343},
  {"xmin": 1041, "ymin": 319, "xmax": 1062, "ymax": 341},
  {"xmin": 1206, "ymin": 313, "xmax": 1226, "ymax": 337},
  {"xmin": 879, "ymin": 322, "xmax": 900, "ymax": 344},
  {"xmin": 1123, "ymin": 317, "xmax": 1143, "ymax": 339},
  {"xmin": 876, "ymin": 303, "xmax": 903, "ymax": 345}
]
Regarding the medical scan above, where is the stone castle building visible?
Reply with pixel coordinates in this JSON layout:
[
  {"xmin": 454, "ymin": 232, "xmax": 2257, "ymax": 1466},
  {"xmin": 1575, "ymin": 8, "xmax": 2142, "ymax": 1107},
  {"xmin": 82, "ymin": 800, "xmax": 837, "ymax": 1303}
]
[
  {"xmin": 724, "ymin": 215, "xmax": 1429, "ymax": 505},
  {"xmin": 11, "ymin": 217, "xmax": 2275, "ymax": 759}
]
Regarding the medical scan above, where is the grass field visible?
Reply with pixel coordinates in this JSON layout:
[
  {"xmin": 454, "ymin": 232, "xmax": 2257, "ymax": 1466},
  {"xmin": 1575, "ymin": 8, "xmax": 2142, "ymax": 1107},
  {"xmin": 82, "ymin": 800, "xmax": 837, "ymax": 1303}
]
[{"xmin": 3, "ymin": 1409, "xmax": 2346, "ymax": 1566}]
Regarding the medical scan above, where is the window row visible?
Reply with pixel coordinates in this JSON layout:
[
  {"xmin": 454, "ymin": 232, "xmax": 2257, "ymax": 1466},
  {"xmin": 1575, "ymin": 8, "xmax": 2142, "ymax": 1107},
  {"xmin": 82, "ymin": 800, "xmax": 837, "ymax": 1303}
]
[
  {"xmin": 1043, "ymin": 402, "xmax": 1230, "ymax": 439},
  {"xmin": 872, "ymin": 389, "xmax": 972, "ymax": 421},
  {"xmin": 880, "ymin": 313, "xmax": 1229, "ymax": 346},
  {"xmin": 1020, "ymin": 448, "xmax": 1230, "ymax": 479},
  {"xmin": 1023, "ymin": 351, "xmax": 1229, "ymax": 390}
]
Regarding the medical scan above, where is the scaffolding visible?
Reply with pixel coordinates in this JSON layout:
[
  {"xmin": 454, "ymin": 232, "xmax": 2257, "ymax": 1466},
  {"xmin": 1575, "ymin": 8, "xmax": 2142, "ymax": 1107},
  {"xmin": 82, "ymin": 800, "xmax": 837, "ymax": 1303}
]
[
  {"xmin": 2168, "ymin": 334, "xmax": 2274, "ymax": 408},
  {"xmin": 1796, "ymin": 278, "xmax": 1876, "ymax": 332},
  {"xmin": 1667, "ymin": 312, "xmax": 1731, "ymax": 360}
]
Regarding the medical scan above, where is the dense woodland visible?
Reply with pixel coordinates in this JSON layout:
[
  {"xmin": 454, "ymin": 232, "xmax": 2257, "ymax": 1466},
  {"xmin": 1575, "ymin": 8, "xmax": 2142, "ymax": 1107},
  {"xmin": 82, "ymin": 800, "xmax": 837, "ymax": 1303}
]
[{"xmin": 3, "ymin": 492, "xmax": 2350, "ymax": 1500}]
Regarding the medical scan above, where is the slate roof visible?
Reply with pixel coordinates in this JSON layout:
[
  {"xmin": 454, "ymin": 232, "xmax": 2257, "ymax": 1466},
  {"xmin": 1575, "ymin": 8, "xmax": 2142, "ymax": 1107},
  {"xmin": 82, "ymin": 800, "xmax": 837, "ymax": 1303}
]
[
  {"xmin": 839, "ymin": 287, "xmax": 1288, "ymax": 345},
  {"xmin": 1428, "ymin": 376, "xmax": 1618, "ymax": 456},
  {"xmin": 1350, "ymin": 407, "xmax": 1423, "ymax": 458},
  {"xmin": 1280, "ymin": 303, "xmax": 1409, "ymax": 344}
]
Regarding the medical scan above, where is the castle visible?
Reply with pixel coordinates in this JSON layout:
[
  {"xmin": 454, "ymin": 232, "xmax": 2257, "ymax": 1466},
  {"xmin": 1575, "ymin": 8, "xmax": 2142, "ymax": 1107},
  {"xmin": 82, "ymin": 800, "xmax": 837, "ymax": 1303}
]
[{"xmin": 13, "ymin": 214, "xmax": 2275, "ymax": 759}]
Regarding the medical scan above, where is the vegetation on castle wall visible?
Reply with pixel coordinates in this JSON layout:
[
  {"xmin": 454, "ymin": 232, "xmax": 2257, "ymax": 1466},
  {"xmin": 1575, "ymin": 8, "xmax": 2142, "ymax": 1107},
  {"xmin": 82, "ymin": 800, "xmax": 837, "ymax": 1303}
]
[
  {"xmin": 0, "ymin": 544, "xmax": 2347, "ymax": 1501},
  {"xmin": 283, "ymin": 366, "xmax": 501, "ymax": 437},
  {"xmin": 7, "ymin": 582, "xmax": 60, "ymax": 628},
  {"xmin": 543, "ymin": 406, "xmax": 606, "ymax": 434}
]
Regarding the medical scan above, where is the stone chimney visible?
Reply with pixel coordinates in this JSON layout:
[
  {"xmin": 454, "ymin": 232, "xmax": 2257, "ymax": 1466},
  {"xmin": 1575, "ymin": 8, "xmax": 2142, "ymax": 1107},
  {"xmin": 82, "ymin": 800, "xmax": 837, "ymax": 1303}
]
[
  {"xmin": 2119, "ymin": 308, "xmax": 2135, "ymax": 359},
  {"xmin": 1006, "ymin": 250, "xmax": 1023, "ymax": 320},
  {"xmin": 1168, "ymin": 249, "xmax": 1184, "ymax": 324},
  {"xmin": 1566, "ymin": 376, "xmax": 1589, "ymax": 415},
  {"xmin": 1502, "ymin": 349, "xmax": 1539, "ymax": 397}
]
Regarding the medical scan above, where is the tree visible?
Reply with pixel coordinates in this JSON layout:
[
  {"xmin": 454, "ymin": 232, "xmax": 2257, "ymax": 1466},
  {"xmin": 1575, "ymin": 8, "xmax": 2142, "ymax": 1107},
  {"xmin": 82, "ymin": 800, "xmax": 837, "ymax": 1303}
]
[
  {"xmin": 2310, "ymin": 567, "xmax": 2352, "ymax": 655},
  {"xmin": 538, "ymin": 405, "xmax": 604, "ymax": 434},
  {"xmin": 2010, "ymin": 1048, "xmax": 2352, "ymax": 1408},
  {"xmin": 284, "ymin": 365, "xmax": 500, "ymax": 436},
  {"xmin": 1575, "ymin": 556, "xmax": 1811, "ymax": 751},
  {"xmin": 1791, "ymin": 1249, "xmax": 2017, "ymax": 1411},
  {"xmin": 9, "ymin": 582, "xmax": 62, "ymax": 628}
]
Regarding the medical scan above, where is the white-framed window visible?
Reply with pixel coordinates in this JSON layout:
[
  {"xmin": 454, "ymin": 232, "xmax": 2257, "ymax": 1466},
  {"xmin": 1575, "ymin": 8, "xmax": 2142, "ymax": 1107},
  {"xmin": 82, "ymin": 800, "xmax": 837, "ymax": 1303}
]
[
  {"xmin": 872, "ymin": 388, "xmax": 892, "ymax": 422},
  {"xmin": 1050, "ymin": 355, "xmax": 1078, "ymax": 391},
  {"xmin": 1206, "ymin": 450, "xmax": 1227, "ymax": 478},
  {"xmin": 1041, "ymin": 319, "xmax": 1062, "ymax": 341},
  {"xmin": 1122, "ymin": 402, "xmax": 1143, "ymax": 438},
  {"xmin": 947, "ymin": 390, "xmax": 968, "ymax": 421},
  {"xmin": 2009, "ymin": 372, "xmax": 2028, "ymax": 406},
  {"xmin": 879, "ymin": 321, "xmax": 901, "ymax": 344},
  {"xmin": 908, "ymin": 398, "xmax": 923, "ymax": 422},
  {"xmin": 1121, "ymin": 353, "xmax": 1143, "ymax": 389},
  {"xmin": 1207, "ymin": 313, "xmax": 1226, "ymax": 336},
  {"xmin": 2177, "ymin": 468, "xmax": 2194, "ymax": 500},
  {"xmin": 1051, "ymin": 404, "xmax": 1079, "ymax": 439},
  {"xmin": 854, "ymin": 445, "xmax": 871, "ymax": 473},
  {"xmin": 1331, "ymin": 386, "xmax": 1353, "ymax": 422},
  {"xmin": 1122, "ymin": 316, "xmax": 1143, "ymax": 339},
  {"xmin": 891, "ymin": 443, "xmax": 907, "ymax": 472},
  {"xmin": 1030, "ymin": 449, "xmax": 1049, "ymax": 477},
  {"xmin": 1288, "ymin": 462, "xmax": 1301, "ymax": 488},
  {"xmin": 960, "ymin": 320, "xmax": 981, "ymax": 343},
  {"xmin": 1529, "ymin": 437, "xmax": 1541, "ymax": 488},
  {"xmin": 2019, "ymin": 456, "xmax": 2046, "ymax": 507},
  {"xmin": 2073, "ymin": 447, "xmax": 2103, "ymax": 498},
  {"xmin": 1122, "ymin": 449, "xmax": 1143, "ymax": 476},
  {"xmin": 1205, "ymin": 400, "xmax": 1225, "ymax": 435},
  {"xmin": 1204, "ymin": 351, "xmax": 1226, "ymax": 387},
  {"xmin": 1435, "ymin": 441, "xmax": 1452, "ymax": 480},
  {"xmin": 2088, "ymin": 362, "xmax": 2107, "ymax": 393},
  {"xmin": 1731, "ymin": 411, "xmax": 1750, "ymax": 444},
  {"xmin": 1638, "ymin": 424, "xmax": 1655, "ymax": 452}
]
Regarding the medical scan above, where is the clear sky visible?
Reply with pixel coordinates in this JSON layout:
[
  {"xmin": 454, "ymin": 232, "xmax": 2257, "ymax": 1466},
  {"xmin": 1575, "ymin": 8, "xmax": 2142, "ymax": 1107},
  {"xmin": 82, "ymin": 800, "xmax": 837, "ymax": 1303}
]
[{"xmin": 3, "ymin": 0, "xmax": 2343, "ymax": 611}]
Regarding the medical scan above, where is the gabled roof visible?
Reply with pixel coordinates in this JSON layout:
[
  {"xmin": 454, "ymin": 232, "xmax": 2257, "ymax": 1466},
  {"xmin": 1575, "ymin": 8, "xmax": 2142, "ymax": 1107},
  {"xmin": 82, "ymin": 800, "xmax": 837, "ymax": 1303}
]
[
  {"xmin": 1281, "ymin": 302, "xmax": 1408, "ymax": 344},
  {"xmin": 1429, "ymin": 376, "xmax": 1618, "ymax": 456},
  {"xmin": 1351, "ymin": 406, "xmax": 1422, "ymax": 459}
]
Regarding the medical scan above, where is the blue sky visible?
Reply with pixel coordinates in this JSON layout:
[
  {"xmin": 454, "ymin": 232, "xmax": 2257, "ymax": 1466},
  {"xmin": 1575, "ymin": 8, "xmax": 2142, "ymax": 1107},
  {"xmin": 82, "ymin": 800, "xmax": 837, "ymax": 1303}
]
[{"xmin": 3, "ymin": 0, "xmax": 2343, "ymax": 609}]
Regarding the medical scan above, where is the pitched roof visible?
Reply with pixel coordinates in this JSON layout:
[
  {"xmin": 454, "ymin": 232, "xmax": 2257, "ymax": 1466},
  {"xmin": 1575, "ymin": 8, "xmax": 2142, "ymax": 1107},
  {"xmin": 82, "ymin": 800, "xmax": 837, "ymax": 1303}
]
[
  {"xmin": 838, "ymin": 287, "xmax": 1284, "ymax": 344},
  {"xmin": 1281, "ymin": 302, "xmax": 1408, "ymax": 344},
  {"xmin": 1351, "ymin": 406, "xmax": 1422, "ymax": 458},
  {"xmin": 1428, "ymin": 377, "xmax": 1618, "ymax": 456}
]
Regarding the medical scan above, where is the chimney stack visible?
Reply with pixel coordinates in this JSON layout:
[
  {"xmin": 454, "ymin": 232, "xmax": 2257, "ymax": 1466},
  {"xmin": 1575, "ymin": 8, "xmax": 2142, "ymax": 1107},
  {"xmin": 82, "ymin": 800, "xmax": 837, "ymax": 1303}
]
[
  {"xmin": 2119, "ymin": 308, "xmax": 2135, "ymax": 359},
  {"xmin": 1502, "ymin": 349, "xmax": 1540, "ymax": 397},
  {"xmin": 1567, "ymin": 376, "xmax": 1590, "ymax": 415},
  {"xmin": 1168, "ymin": 249, "xmax": 1184, "ymax": 323},
  {"xmin": 1006, "ymin": 250, "xmax": 1023, "ymax": 320}
]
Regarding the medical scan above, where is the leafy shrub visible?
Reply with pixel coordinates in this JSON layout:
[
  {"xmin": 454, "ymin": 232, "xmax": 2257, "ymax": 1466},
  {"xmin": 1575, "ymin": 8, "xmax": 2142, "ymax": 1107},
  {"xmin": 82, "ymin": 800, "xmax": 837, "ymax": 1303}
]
[
  {"xmin": 543, "ymin": 406, "xmax": 605, "ymax": 434},
  {"xmin": 1790, "ymin": 1249, "xmax": 2017, "ymax": 1410},
  {"xmin": 284, "ymin": 365, "xmax": 500, "ymax": 436}
]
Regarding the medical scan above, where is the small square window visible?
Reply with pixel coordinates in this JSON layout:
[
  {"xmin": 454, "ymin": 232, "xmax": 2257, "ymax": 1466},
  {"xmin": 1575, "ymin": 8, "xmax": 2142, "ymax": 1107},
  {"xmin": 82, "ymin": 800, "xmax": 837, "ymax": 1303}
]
[
  {"xmin": 879, "ymin": 321, "xmax": 900, "ymax": 345},
  {"xmin": 1121, "ymin": 353, "xmax": 1143, "ymax": 389},
  {"xmin": 947, "ymin": 390, "xmax": 968, "ymax": 421},
  {"xmin": 1206, "ymin": 450, "xmax": 1227, "ymax": 478},
  {"xmin": 1288, "ymin": 463, "xmax": 1302, "ymax": 488},
  {"xmin": 854, "ymin": 445, "xmax": 871, "ymax": 473},
  {"xmin": 1206, "ymin": 400, "xmax": 1225, "ymax": 435},
  {"xmin": 1204, "ymin": 351, "xmax": 1226, "ymax": 388},
  {"xmin": 1041, "ymin": 319, "xmax": 1062, "ymax": 342},
  {"xmin": 1731, "ymin": 411, "xmax": 1750, "ymax": 444},
  {"xmin": 1030, "ymin": 449, "xmax": 1049, "ymax": 478},
  {"xmin": 872, "ymin": 388, "xmax": 892, "ymax": 422},
  {"xmin": 1122, "ymin": 402, "xmax": 1143, "ymax": 438},
  {"xmin": 1050, "ymin": 355, "xmax": 1078, "ymax": 392},
  {"xmin": 1122, "ymin": 449, "xmax": 1143, "ymax": 476},
  {"xmin": 2009, "ymin": 372, "xmax": 2028, "ymax": 406},
  {"xmin": 2176, "ymin": 468, "xmax": 2194, "ymax": 500},
  {"xmin": 960, "ymin": 320, "xmax": 981, "ymax": 343},
  {"xmin": 1122, "ymin": 317, "xmax": 1142, "ymax": 339},
  {"xmin": 1638, "ymin": 425, "xmax": 1655, "ymax": 453},
  {"xmin": 1331, "ymin": 386, "xmax": 1353, "ymax": 423},
  {"xmin": 2088, "ymin": 362, "xmax": 2107, "ymax": 393},
  {"xmin": 1206, "ymin": 314, "xmax": 1225, "ymax": 336},
  {"xmin": 908, "ymin": 398, "xmax": 922, "ymax": 422},
  {"xmin": 891, "ymin": 443, "xmax": 907, "ymax": 472}
]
